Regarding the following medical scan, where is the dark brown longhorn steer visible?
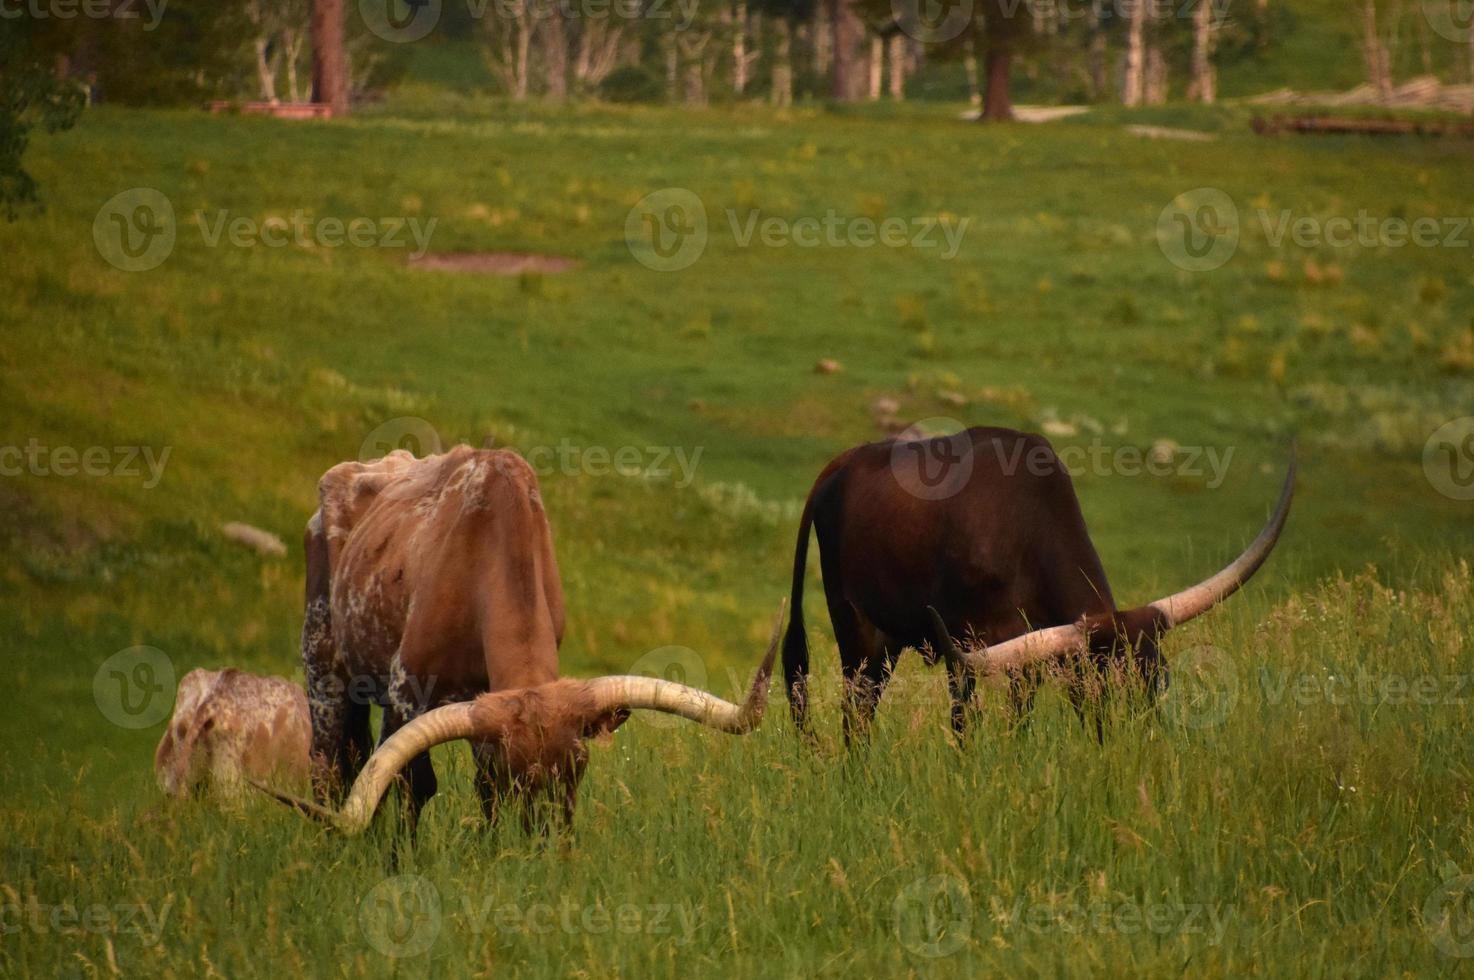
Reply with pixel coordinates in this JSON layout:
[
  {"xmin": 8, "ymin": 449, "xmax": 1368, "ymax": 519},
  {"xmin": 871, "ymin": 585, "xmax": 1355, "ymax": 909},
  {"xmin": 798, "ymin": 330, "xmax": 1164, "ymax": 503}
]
[
  {"xmin": 781, "ymin": 427, "xmax": 1294, "ymax": 741},
  {"xmin": 277, "ymin": 446, "xmax": 781, "ymax": 832}
]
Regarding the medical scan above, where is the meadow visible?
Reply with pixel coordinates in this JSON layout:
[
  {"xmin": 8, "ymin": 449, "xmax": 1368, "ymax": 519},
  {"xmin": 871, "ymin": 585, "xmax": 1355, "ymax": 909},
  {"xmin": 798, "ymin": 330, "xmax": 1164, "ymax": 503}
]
[{"xmin": 2, "ymin": 95, "xmax": 1474, "ymax": 976}]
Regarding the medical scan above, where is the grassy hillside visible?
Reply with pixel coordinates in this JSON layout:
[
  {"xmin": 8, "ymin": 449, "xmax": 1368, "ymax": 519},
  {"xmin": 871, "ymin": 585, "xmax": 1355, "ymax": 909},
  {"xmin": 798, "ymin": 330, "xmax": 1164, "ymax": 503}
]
[{"xmin": 2, "ymin": 99, "xmax": 1472, "ymax": 975}]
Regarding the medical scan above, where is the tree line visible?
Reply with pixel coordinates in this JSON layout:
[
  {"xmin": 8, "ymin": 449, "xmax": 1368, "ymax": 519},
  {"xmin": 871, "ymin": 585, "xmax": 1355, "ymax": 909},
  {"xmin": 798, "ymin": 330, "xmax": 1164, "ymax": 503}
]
[{"xmin": 8, "ymin": 1, "xmax": 1474, "ymax": 118}]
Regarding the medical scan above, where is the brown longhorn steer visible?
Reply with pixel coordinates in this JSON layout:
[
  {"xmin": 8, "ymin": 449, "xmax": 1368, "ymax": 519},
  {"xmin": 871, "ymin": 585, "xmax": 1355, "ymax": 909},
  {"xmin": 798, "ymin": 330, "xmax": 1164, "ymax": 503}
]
[
  {"xmin": 781, "ymin": 427, "xmax": 1293, "ymax": 741},
  {"xmin": 280, "ymin": 446, "xmax": 780, "ymax": 833}
]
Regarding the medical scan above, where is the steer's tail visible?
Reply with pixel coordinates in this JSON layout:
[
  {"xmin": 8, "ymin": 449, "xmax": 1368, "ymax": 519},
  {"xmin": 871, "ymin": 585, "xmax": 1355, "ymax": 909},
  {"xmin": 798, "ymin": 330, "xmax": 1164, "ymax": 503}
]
[
  {"xmin": 781, "ymin": 491, "xmax": 816, "ymax": 731},
  {"xmin": 783, "ymin": 462, "xmax": 846, "ymax": 732}
]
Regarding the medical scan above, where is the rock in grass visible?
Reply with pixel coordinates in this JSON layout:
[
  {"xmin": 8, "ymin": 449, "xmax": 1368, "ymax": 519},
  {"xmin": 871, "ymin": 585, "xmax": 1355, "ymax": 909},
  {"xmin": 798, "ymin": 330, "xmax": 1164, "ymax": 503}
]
[
  {"xmin": 221, "ymin": 522, "xmax": 287, "ymax": 558},
  {"xmin": 1149, "ymin": 439, "xmax": 1180, "ymax": 466},
  {"xmin": 815, "ymin": 358, "xmax": 843, "ymax": 375}
]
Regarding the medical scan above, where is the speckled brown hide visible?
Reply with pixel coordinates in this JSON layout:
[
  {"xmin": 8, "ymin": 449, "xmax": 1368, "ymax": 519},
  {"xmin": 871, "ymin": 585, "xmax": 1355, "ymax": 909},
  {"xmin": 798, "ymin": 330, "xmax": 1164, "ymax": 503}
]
[
  {"xmin": 154, "ymin": 668, "xmax": 310, "ymax": 798},
  {"xmin": 300, "ymin": 447, "xmax": 571, "ymax": 826}
]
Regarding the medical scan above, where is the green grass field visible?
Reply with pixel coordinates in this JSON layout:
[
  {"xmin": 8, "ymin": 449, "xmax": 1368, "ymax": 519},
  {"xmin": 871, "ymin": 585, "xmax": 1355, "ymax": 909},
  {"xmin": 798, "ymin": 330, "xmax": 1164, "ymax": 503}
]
[{"xmin": 3, "ymin": 96, "xmax": 1474, "ymax": 976}]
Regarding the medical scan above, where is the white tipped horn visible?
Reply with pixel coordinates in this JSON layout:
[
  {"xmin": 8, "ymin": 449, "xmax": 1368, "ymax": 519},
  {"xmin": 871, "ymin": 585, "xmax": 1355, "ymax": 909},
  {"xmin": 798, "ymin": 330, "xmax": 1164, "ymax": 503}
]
[
  {"xmin": 1149, "ymin": 444, "xmax": 1296, "ymax": 628},
  {"xmin": 938, "ymin": 446, "xmax": 1296, "ymax": 675},
  {"xmin": 584, "ymin": 600, "xmax": 786, "ymax": 733},
  {"xmin": 928, "ymin": 606, "xmax": 1086, "ymax": 676}
]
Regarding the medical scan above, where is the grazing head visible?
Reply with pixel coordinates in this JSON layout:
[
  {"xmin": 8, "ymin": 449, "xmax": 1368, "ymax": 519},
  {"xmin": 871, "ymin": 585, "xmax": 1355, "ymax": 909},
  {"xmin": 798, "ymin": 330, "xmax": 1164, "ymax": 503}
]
[
  {"xmin": 930, "ymin": 444, "xmax": 1296, "ymax": 693},
  {"xmin": 258, "ymin": 602, "xmax": 785, "ymax": 833},
  {"xmin": 1084, "ymin": 605, "xmax": 1173, "ymax": 701},
  {"xmin": 463, "ymin": 680, "xmax": 628, "ymax": 812}
]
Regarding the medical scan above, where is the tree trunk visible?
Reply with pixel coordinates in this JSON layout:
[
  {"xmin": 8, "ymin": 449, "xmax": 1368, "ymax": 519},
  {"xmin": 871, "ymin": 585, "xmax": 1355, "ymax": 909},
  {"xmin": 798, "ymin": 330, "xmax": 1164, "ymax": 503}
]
[
  {"xmin": 887, "ymin": 33, "xmax": 906, "ymax": 100},
  {"xmin": 254, "ymin": 36, "xmax": 279, "ymax": 102},
  {"xmin": 1087, "ymin": 1, "xmax": 1107, "ymax": 100},
  {"xmin": 772, "ymin": 18, "xmax": 793, "ymax": 106},
  {"xmin": 731, "ymin": 0, "xmax": 749, "ymax": 96},
  {"xmin": 981, "ymin": 44, "xmax": 1013, "ymax": 120},
  {"xmin": 680, "ymin": 33, "xmax": 710, "ymax": 105},
  {"xmin": 1189, "ymin": 0, "xmax": 1217, "ymax": 103},
  {"xmin": 1362, "ymin": 0, "xmax": 1392, "ymax": 97},
  {"xmin": 828, "ymin": 0, "xmax": 862, "ymax": 100},
  {"xmin": 513, "ymin": 16, "xmax": 531, "ymax": 99},
  {"xmin": 813, "ymin": 8, "xmax": 830, "ymax": 77},
  {"xmin": 1145, "ymin": 31, "xmax": 1167, "ymax": 105},
  {"xmin": 283, "ymin": 28, "xmax": 305, "ymax": 102},
  {"xmin": 664, "ymin": 31, "xmax": 679, "ymax": 101},
  {"xmin": 1417, "ymin": 7, "xmax": 1434, "ymax": 76},
  {"xmin": 574, "ymin": 21, "xmax": 629, "ymax": 95},
  {"xmin": 964, "ymin": 36, "xmax": 981, "ymax": 109},
  {"xmin": 867, "ymin": 35, "xmax": 883, "ymax": 99},
  {"xmin": 310, "ymin": 0, "xmax": 348, "ymax": 114},
  {"xmin": 542, "ymin": 15, "xmax": 568, "ymax": 101},
  {"xmin": 1122, "ymin": 0, "xmax": 1146, "ymax": 106},
  {"xmin": 574, "ymin": 25, "xmax": 594, "ymax": 93}
]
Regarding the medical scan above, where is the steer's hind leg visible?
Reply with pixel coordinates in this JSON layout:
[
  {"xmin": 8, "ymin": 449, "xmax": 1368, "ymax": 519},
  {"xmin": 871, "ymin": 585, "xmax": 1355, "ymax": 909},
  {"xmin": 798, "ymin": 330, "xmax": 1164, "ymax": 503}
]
[
  {"xmin": 301, "ymin": 513, "xmax": 373, "ymax": 803},
  {"xmin": 945, "ymin": 657, "xmax": 979, "ymax": 737},
  {"xmin": 305, "ymin": 655, "xmax": 370, "ymax": 803},
  {"xmin": 376, "ymin": 706, "xmax": 439, "ymax": 834},
  {"xmin": 833, "ymin": 603, "xmax": 896, "ymax": 746}
]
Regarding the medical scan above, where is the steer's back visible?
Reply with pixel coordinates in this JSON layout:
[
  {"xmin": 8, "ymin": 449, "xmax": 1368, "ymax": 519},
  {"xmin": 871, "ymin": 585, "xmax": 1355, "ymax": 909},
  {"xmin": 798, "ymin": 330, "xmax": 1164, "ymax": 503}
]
[
  {"xmin": 824, "ymin": 427, "xmax": 1117, "ymax": 641},
  {"xmin": 314, "ymin": 447, "xmax": 565, "ymax": 700}
]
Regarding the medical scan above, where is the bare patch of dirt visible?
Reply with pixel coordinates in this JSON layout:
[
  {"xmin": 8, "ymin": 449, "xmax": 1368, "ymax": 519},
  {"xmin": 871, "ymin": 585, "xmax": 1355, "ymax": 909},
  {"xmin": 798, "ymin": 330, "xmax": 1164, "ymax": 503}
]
[{"xmin": 407, "ymin": 253, "xmax": 580, "ymax": 276}]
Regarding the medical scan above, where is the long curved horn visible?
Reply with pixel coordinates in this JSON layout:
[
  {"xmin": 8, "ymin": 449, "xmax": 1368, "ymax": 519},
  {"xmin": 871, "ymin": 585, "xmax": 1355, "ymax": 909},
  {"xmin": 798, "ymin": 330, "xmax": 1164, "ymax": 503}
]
[
  {"xmin": 582, "ymin": 600, "xmax": 786, "ymax": 733},
  {"xmin": 1149, "ymin": 444, "xmax": 1296, "ymax": 627},
  {"xmin": 252, "ymin": 701, "xmax": 482, "ymax": 835},
  {"xmin": 938, "ymin": 446, "xmax": 1296, "ymax": 675},
  {"xmin": 926, "ymin": 607, "xmax": 1086, "ymax": 677},
  {"xmin": 253, "ymin": 600, "xmax": 787, "ymax": 832}
]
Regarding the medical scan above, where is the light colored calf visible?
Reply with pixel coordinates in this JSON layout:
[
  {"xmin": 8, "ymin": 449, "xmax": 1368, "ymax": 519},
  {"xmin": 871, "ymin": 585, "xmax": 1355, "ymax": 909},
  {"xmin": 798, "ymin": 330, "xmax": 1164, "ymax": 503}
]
[{"xmin": 155, "ymin": 668, "xmax": 311, "ymax": 799}]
